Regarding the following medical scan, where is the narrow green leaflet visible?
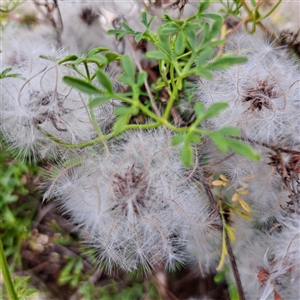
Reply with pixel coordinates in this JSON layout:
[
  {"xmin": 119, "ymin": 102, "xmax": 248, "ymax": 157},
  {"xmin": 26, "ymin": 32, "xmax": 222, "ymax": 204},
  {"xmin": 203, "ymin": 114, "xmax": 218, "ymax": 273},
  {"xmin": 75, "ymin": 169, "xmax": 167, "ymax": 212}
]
[
  {"xmin": 210, "ymin": 20, "xmax": 223, "ymax": 39},
  {"xmin": 86, "ymin": 47, "xmax": 109, "ymax": 57},
  {"xmin": 156, "ymin": 35, "xmax": 172, "ymax": 56},
  {"xmin": 96, "ymin": 70, "xmax": 113, "ymax": 94},
  {"xmin": 136, "ymin": 71, "xmax": 148, "ymax": 87},
  {"xmin": 180, "ymin": 143, "xmax": 193, "ymax": 167},
  {"xmin": 186, "ymin": 133, "xmax": 201, "ymax": 144},
  {"xmin": 145, "ymin": 51, "xmax": 170, "ymax": 61},
  {"xmin": 141, "ymin": 11, "xmax": 148, "ymax": 28},
  {"xmin": 198, "ymin": 0, "xmax": 211, "ymax": 13},
  {"xmin": 105, "ymin": 51, "xmax": 121, "ymax": 63},
  {"xmin": 121, "ymin": 55, "xmax": 135, "ymax": 82},
  {"xmin": 210, "ymin": 132, "xmax": 229, "ymax": 152},
  {"xmin": 226, "ymin": 139, "xmax": 260, "ymax": 161},
  {"xmin": 185, "ymin": 29, "xmax": 197, "ymax": 49},
  {"xmin": 203, "ymin": 102, "xmax": 228, "ymax": 118},
  {"xmin": 58, "ymin": 54, "xmax": 78, "ymax": 64},
  {"xmin": 63, "ymin": 76, "xmax": 102, "ymax": 94},
  {"xmin": 193, "ymin": 68, "xmax": 213, "ymax": 79},
  {"xmin": 194, "ymin": 102, "xmax": 205, "ymax": 115},
  {"xmin": 89, "ymin": 95, "xmax": 113, "ymax": 108},
  {"xmin": 172, "ymin": 134, "xmax": 186, "ymax": 146},
  {"xmin": 84, "ymin": 54, "xmax": 108, "ymax": 66},
  {"xmin": 135, "ymin": 32, "xmax": 143, "ymax": 42},
  {"xmin": 207, "ymin": 56, "xmax": 248, "ymax": 70},
  {"xmin": 118, "ymin": 73, "xmax": 134, "ymax": 86},
  {"xmin": 174, "ymin": 31, "xmax": 186, "ymax": 56},
  {"xmin": 195, "ymin": 47, "xmax": 214, "ymax": 66},
  {"xmin": 200, "ymin": 13, "xmax": 224, "ymax": 22},
  {"xmin": 217, "ymin": 127, "xmax": 240, "ymax": 136},
  {"xmin": 121, "ymin": 22, "xmax": 135, "ymax": 33}
]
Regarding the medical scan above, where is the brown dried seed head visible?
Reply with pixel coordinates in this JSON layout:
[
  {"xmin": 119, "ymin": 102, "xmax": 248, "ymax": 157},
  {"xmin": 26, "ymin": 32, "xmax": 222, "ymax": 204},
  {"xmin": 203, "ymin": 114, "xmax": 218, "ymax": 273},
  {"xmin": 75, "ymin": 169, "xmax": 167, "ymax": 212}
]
[
  {"xmin": 112, "ymin": 166, "xmax": 148, "ymax": 215},
  {"xmin": 243, "ymin": 79, "xmax": 277, "ymax": 111}
]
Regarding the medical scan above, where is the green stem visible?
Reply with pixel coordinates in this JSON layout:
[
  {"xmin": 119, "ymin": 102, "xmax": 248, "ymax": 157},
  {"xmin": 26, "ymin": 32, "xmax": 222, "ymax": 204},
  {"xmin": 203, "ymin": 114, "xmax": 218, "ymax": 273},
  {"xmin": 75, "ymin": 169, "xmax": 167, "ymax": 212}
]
[
  {"xmin": 0, "ymin": 239, "xmax": 18, "ymax": 300},
  {"xmin": 124, "ymin": 122, "xmax": 160, "ymax": 130},
  {"xmin": 88, "ymin": 97, "xmax": 104, "ymax": 138},
  {"xmin": 84, "ymin": 62, "xmax": 91, "ymax": 81},
  {"xmin": 257, "ymin": 0, "xmax": 282, "ymax": 21}
]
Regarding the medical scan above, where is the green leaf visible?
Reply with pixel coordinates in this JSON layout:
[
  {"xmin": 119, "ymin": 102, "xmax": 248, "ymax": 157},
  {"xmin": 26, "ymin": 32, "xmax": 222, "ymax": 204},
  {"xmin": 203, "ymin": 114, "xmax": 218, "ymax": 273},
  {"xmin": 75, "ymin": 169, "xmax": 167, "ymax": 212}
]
[
  {"xmin": 210, "ymin": 20, "xmax": 223, "ymax": 39},
  {"xmin": 39, "ymin": 54, "xmax": 55, "ymax": 61},
  {"xmin": 198, "ymin": 0, "xmax": 211, "ymax": 13},
  {"xmin": 194, "ymin": 102, "xmax": 205, "ymax": 115},
  {"xmin": 141, "ymin": 11, "xmax": 148, "ymax": 28},
  {"xmin": 121, "ymin": 55, "xmax": 135, "ymax": 81},
  {"xmin": 172, "ymin": 134, "xmax": 185, "ymax": 146},
  {"xmin": 204, "ymin": 102, "xmax": 228, "ymax": 118},
  {"xmin": 96, "ymin": 69, "xmax": 113, "ymax": 94},
  {"xmin": 113, "ymin": 116, "xmax": 129, "ymax": 134},
  {"xmin": 136, "ymin": 71, "xmax": 147, "ymax": 87},
  {"xmin": 174, "ymin": 31, "xmax": 186, "ymax": 56},
  {"xmin": 200, "ymin": 13, "xmax": 224, "ymax": 22},
  {"xmin": 118, "ymin": 73, "xmax": 134, "ymax": 86},
  {"xmin": 195, "ymin": 47, "xmax": 214, "ymax": 66},
  {"xmin": 202, "ymin": 39, "xmax": 225, "ymax": 49},
  {"xmin": 107, "ymin": 29, "xmax": 127, "ymax": 40},
  {"xmin": 185, "ymin": 29, "xmax": 197, "ymax": 49},
  {"xmin": 228, "ymin": 281, "xmax": 240, "ymax": 300},
  {"xmin": 135, "ymin": 32, "xmax": 143, "ymax": 43},
  {"xmin": 148, "ymin": 16, "xmax": 156, "ymax": 28},
  {"xmin": 121, "ymin": 22, "xmax": 135, "ymax": 33},
  {"xmin": 128, "ymin": 106, "xmax": 139, "ymax": 116},
  {"xmin": 84, "ymin": 54, "xmax": 108, "ymax": 66},
  {"xmin": 63, "ymin": 76, "xmax": 102, "ymax": 94},
  {"xmin": 145, "ymin": 51, "xmax": 170, "ymax": 61},
  {"xmin": 210, "ymin": 132, "xmax": 229, "ymax": 152},
  {"xmin": 180, "ymin": 143, "xmax": 193, "ymax": 167},
  {"xmin": 194, "ymin": 68, "xmax": 213, "ymax": 79},
  {"xmin": 86, "ymin": 47, "xmax": 109, "ymax": 57},
  {"xmin": 159, "ymin": 27, "xmax": 179, "ymax": 35},
  {"xmin": 58, "ymin": 54, "xmax": 78, "ymax": 64},
  {"xmin": 206, "ymin": 56, "xmax": 248, "ymax": 70},
  {"xmin": 157, "ymin": 35, "xmax": 172, "ymax": 56},
  {"xmin": 89, "ymin": 95, "xmax": 113, "ymax": 107},
  {"xmin": 214, "ymin": 269, "xmax": 227, "ymax": 283},
  {"xmin": 183, "ymin": 23, "xmax": 200, "ymax": 31},
  {"xmin": 187, "ymin": 133, "xmax": 201, "ymax": 144},
  {"xmin": 226, "ymin": 139, "xmax": 260, "ymax": 161},
  {"xmin": 217, "ymin": 127, "xmax": 240, "ymax": 136},
  {"xmin": 1, "ymin": 68, "xmax": 12, "ymax": 75},
  {"xmin": 105, "ymin": 51, "xmax": 121, "ymax": 62},
  {"xmin": 201, "ymin": 23, "xmax": 210, "ymax": 45},
  {"xmin": 114, "ymin": 106, "xmax": 130, "ymax": 116}
]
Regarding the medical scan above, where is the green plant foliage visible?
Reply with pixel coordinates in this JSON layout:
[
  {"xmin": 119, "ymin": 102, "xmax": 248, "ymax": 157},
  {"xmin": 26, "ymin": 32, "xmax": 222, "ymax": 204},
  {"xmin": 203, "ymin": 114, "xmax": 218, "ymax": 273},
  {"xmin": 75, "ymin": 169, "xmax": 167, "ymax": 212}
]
[
  {"xmin": 60, "ymin": 6, "xmax": 258, "ymax": 168},
  {"xmin": 0, "ymin": 141, "xmax": 38, "ymax": 269}
]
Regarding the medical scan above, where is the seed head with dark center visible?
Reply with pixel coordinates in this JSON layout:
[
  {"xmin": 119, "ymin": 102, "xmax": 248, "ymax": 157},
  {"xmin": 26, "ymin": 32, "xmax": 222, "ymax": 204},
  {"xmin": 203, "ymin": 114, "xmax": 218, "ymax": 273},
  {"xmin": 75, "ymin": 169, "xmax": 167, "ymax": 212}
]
[
  {"xmin": 29, "ymin": 91, "xmax": 70, "ymax": 131},
  {"xmin": 243, "ymin": 79, "xmax": 278, "ymax": 111},
  {"xmin": 112, "ymin": 165, "xmax": 148, "ymax": 216},
  {"xmin": 80, "ymin": 8, "xmax": 99, "ymax": 26}
]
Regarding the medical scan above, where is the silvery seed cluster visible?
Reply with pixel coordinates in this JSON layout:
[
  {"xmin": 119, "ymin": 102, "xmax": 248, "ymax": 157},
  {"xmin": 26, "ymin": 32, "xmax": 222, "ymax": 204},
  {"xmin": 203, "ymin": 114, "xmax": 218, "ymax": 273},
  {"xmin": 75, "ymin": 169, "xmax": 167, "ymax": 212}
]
[{"xmin": 1, "ymin": 1, "xmax": 299, "ymax": 299}]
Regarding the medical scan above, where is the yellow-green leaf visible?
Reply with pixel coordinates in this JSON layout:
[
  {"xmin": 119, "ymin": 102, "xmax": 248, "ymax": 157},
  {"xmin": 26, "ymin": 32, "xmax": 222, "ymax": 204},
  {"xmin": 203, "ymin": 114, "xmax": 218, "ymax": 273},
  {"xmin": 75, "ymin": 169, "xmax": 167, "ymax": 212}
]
[
  {"xmin": 237, "ymin": 189, "xmax": 248, "ymax": 195},
  {"xmin": 225, "ymin": 225, "xmax": 235, "ymax": 243},
  {"xmin": 212, "ymin": 180, "xmax": 226, "ymax": 186},
  {"xmin": 220, "ymin": 175, "xmax": 228, "ymax": 182},
  {"xmin": 235, "ymin": 209, "xmax": 252, "ymax": 220},
  {"xmin": 216, "ymin": 234, "xmax": 227, "ymax": 271},
  {"xmin": 232, "ymin": 193, "xmax": 239, "ymax": 202},
  {"xmin": 239, "ymin": 198, "xmax": 251, "ymax": 213}
]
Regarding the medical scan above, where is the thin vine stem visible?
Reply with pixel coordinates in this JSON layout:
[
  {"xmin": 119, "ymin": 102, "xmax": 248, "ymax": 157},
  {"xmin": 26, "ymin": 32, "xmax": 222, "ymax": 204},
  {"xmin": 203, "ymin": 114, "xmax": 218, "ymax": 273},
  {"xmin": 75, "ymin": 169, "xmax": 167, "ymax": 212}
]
[{"xmin": 198, "ymin": 167, "xmax": 246, "ymax": 300}]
